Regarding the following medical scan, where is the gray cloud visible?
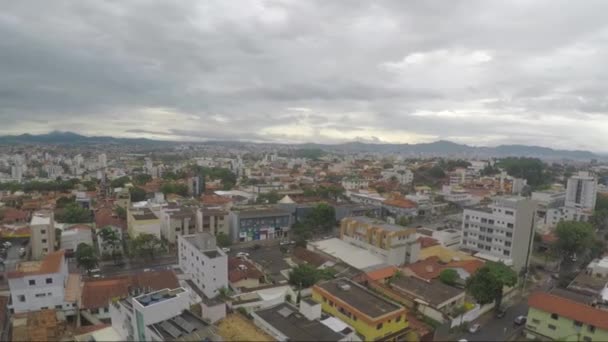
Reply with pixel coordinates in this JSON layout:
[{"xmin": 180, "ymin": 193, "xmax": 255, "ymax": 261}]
[{"xmin": 2, "ymin": 0, "xmax": 608, "ymax": 151}]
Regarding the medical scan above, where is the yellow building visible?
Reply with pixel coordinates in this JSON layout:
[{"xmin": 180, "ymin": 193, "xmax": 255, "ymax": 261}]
[
  {"xmin": 418, "ymin": 244, "xmax": 477, "ymax": 263},
  {"xmin": 312, "ymin": 278, "xmax": 410, "ymax": 341},
  {"xmin": 127, "ymin": 207, "xmax": 161, "ymax": 238}
]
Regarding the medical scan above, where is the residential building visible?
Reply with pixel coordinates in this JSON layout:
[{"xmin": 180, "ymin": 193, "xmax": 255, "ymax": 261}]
[
  {"xmin": 252, "ymin": 301, "xmax": 360, "ymax": 342},
  {"xmin": 403, "ymin": 256, "xmax": 484, "ymax": 283},
  {"xmin": 382, "ymin": 196, "xmax": 418, "ymax": 220},
  {"xmin": 228, "ymin": 257, "xmax": 265, "ymax": 290},
  {"xmin": 197, "ymin": 208, "xmax": 230, "ymax": 236},
  {"xmin": 127, "ymin": 207, "xmax": 161, "ymax": 238},
  {"xmin": 312, "ymin": 278, "xmax": 410, "ymax": 341},
  {"xmin": 97, "ymin": 225, "xmax": 124, "ymax": 255},
  {"xmin": 441, "ymin": 185, "xmax": 479, "ymax": 206},
  {"xmin": 110, "ymin": 287, "xmax": 220, "ymax": 341},
  {"xmin": 229, "ymin": 207, "xmax": 291, "ymax": 242},
  {"xmin": 80, "ymin": 270, "xmax": 179, "ymax": 321},
  {"xmin": 461, "ymin": 196, "xmax": 537, "ymax": 271},
  {"xmin": 178, "ymin": 233, "xmax": 228, "ymax": 299},
  {"xmin": 340, "ymin": 216, "xmax": 420, "ymax": 266},
  {"xmin": 380, "ymin": 169, "xmax": 414, "ymax": 185},
  {"xmin": 98, "ymin": 153, "xmax": 107, "ymax": 168},
  {"xmin": 565, "ymin": 171, "xmax": 598, "ymax": 210},
  {"xmin": 532, "ymin": 190, "xmax": 566, "ymax": 208},
  {"xmin": 348, "ymin": 190, "xmax": 386, "ymax": 207},
  {"xmin": 309, "ymin": 238, "xmax": 386, "ymax": 270},
  {"xmin": 526, "ymin": 291, "xmax": 608, "ymax": 341},
  {"xmin": 417, "ymin": 227, "xmax": 461, "ymax": 249},
  {"xmin": 30, "ymin": 210, "xmax": 56, "ymax": 260},
  {"xmin": 341, "ymin": 177, "xmax": 369, "ymax": 190},
  {"xmin": 8, "ymin": 250, "xmax": 77, "ymax": 314},
  {"xmin": 545, "ymin": 206, "xmax": 593, "ymax": 228},
  {"xmin": 160, "ymin": 205, "xmax": 196, "ymax": 244},
  {"xmin": 59, "ymin": 224, "xmax": 93, "ymax": 255},
  {"xmin": 585, "ymin": 256, "xmax": 608, "ymax": 279},
  {"xmin": 334, "ymin": 203, "xmax": 381, "ymax": 221}
]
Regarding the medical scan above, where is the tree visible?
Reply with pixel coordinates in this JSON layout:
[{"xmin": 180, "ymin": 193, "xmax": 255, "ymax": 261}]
[
  {"xmin": 75, "ymin": 243, "xmax": 98, "ymax": 275},
  {"xmin": 216, "ymin": 232, "xmax": 232, "ymax": 247},
  {"xmin": 439, "ymin": 269, "xmax": 459, "ymax": 286},
  {"xmin": 115, "ymin": 206, "xmax": 127, "ymax": 220},
  {"xmin": 56, "ymin": 196, "xmax": 75, "ymax": 208},
  {"xmin": 397, "ymin": 216, "xmax": 411, "ymax": 227},
  {"xmin": 288, "ymin": 264, "xmax": 334, "ymax": 288},
  {"xmin": 130, "ymin": 233, "xmax": 163, "ymax": 259},
  {"xmin": 97, "ymin": 227, "xmax": 122, "ymax": 264},
  {"xmin": 466, "ymin": 262, "xmax": 517, "ymax": 311},
  {"xmin": 133, "ymin": 174, "xmax": 152, "ymax": 186},
  {"xmin": 304, "ymin": 203, "xmax": 335, "ymax": 232},
  {"xmin": 56, "ymin": 203, "xmax": 92, "ymax": 223},
  {"xmin": 555, "ymin": 221, "xmax": 595, "ymax": 257},
  {"xmin": 428, "ymin": 166, "xmax": 446, "ymax": 179},
  {"xmin": 129, "ymin": 187, "xmax": 147, "ymax": 202},
  {"xmin": 82, "ymin": 180, "xmax": 97, "ymax": 191},
  {"xmin": 496, "ymin": 157, "xmax": 548, "ymax": 188},
  {"xmin": 256, "ymin": 191, "xmax": 281, "ymax": 204},
  {"xmin": 160, "ymin": 182, "xmax": 188, "ymax": 196},
  {"xmin": 110, "ymin": 176, "xmax": 130, "ymax": 188}
]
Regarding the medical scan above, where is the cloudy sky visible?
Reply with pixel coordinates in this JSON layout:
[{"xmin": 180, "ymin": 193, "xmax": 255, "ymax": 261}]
[{"xmin": 2, "ymin": 1, "xmax": 608, "ymax": 151}]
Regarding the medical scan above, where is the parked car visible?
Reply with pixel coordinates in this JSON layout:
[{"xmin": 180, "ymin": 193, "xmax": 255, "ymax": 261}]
[
  {"xmin": 496, "ymin": 308, "xmax": 507, "ymax": 318},
  {"xmin": 469, "ymin": 323, "xmax": 481, "ymax": 333},
  {"xmin": 514, "ymin": 316, "xmax": 527, "ymax": 325},
  {"xmin": 236, "ymin": 252, "xmax": 249, "ymax": 258},
  {"xmin": 19, "ymin": 247, "xmax": 26, "ymax": 257},
  {"xmin": 3, "ymin": 241, "xmax": 12, "ymax": 248},
  {"xmin": 221, "ymin": 247, "xmax": 231, "ymax": 253}
]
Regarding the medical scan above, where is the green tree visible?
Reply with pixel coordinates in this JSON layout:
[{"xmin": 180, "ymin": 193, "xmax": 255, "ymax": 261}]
[
  {"xmin": 555, "ymin": 221, "xmax": 596, "ymax": 257},
  {"xmin": 439, "ymin": 269, "xmax": 459, "ymax": 286},
  {"xmin": 160, "ymin": 182, "xmax": 188, "ymax": 196},
  {"xmin": 97, "ymin": 227, "xmax": 122, "ymax": 264},
  {"xmin": 133, "ymin": 174, "xmax": 152, "ymax": 186},
  {"xmin": 288, "ymin": 264, "xmax": 324, "ymax": 288},
  {"xmin": 82, "ymin": 180, "xmax": 97, "ymax": 191},
  {"xmin": 256, "ymin": 191, "xmax": 281, "ymax": 204},
  {"xmin": 56, "ymin": 203, "xmax": 92, "ymax": 223},
  {"xmin": 304, "ymin": 203, "xmax": 335, "ymax": 232},
  {"xmin": 496, "ymin": 157, "xmax": 548, "ymax": 188},
  {"xmin": 115, "ymin": 206, "xmax": 127, "ymax": 220},
  {"xmin": 216, "ymin": 232, "xmax": 232, "ymax": 247},
  {"xmin": 130, "ymin": 233, "xmax": 163, "ymax": 259},
  {"xmin": 75, "ymin": 243, "xmax": 98, "ymax": 275},
  {"xmin": 56, "ymin": 196, "xmax": 75, "ymax": 208},
  {"xmin": 428, "ymin": 166, "xmax": 446, "ymax": 179},
  {"xmin": 129, "ymin": 187, "xmax": 147, "ymax": 202},
  {"xmin": 396, "ymin": 216, "xmax": 411, "ymax": 227},
  {"xmin": 110, "ymin": 176, "xmax": 131, "ymax": 188},
  {"xmin": 466, "ymin": 262, "xmax": 517, "ymax": 311}
]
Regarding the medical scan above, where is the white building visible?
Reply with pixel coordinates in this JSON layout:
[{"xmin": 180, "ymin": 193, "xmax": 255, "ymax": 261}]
[
  {"xmin": 586, "ymin": 256, "xmax": 608, "ymax": 278},
  {"xmin": 565, "ymin": 171, "xmax": 598, "ymax": 210},
  {"xmin": 178, "ymin": 233, "xmax": 228, "ymax": 299},
  {"xmin": 380, "ymin": 169, "xmax": 414, "ymax": 185},
  {"xmin": 30, "ymin": 211, "xmax": 56, "ymax": 260},
  {"xmin": 59, "ymin": 224, "xmax": 93, "ymax": 254},
  {"xmin": 441, "ymin": 185, "xmax": 479, "ymax": 206},
  {"xmin": 8, "ymin": 250, "xmax": 77, "ymax": 314},
  {"xmin": 11, "ymin": 165, "xmax": 23, "ymax": 182},
  {"xmin": 545, "ymin": 206, "xmax": 592, "ymax": 228},
  {"xmin": 98, "ymin": 153, "xmax": 107, "ymax": 168},
  {"xmin": 531, "ymin": 190, "xmax": 566, "ymax": 208},
  {"xmin": 341, "ymin": 178, "xmax": 369, "ymax": 190},
  {"xmin": 348, "ymin": 190, "xmax": 386, "ymax": 206},
  {"xmin": 461, "ymin": 197, "xmax": 537, "ymax": 271}
]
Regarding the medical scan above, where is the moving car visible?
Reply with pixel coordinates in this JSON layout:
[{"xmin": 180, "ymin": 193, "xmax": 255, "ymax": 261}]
[
  {"xmin": 514, "ymin": 315, "xmax": 527, "ymax": 325},
  {"xmin": 469, "ymin": 323, "xmax": 481, "ymax": 333}
]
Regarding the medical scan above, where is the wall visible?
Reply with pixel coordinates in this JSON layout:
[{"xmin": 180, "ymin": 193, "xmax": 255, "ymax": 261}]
[
  {"xmin": 9, "ymin": 271, "xmax": 67, "ymax": 313},
  {"xmin": 251, "ymin": 312, "xmax": 288, "ymax": 341},
  {"xmin": 129, "ymin": 219, "xmax": 161, "ymax": 239},
  {"xmin": 201, "ymin": 301, "xmax": 226, "ymax": 324},
  {"xmin": 526, "ymin": 307, "xmax": 608, "ymax": 342},
  {"xmin": 178, "ymin": 235, "xmax": 228, "ymax": 299}
]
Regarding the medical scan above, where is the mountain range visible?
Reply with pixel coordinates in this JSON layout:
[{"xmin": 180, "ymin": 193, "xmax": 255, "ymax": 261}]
[{"xmin": 0, "ymin": 131, "xmax": 598, "ymax": 160}]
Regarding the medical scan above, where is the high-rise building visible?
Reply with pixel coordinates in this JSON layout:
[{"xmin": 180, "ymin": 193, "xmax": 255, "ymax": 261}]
[
  {"xmin": 30, "ymin": 211, "xmax": 56, "ymax": 260},
  {"xmin": 11, "ymin": 165, "xmax": 23, "ymax": 182},
  {"xmin": 177, "ymin": 233, "xmax": 228, "ymax": 299},
  {"xmin": 462, "ymin": 196, "xmax": 537, "ymax": 272},
  {"xmin": 98, "ymin": 153, "xmax": 107, "ymax": 168},
  {"xmin": 565, "ymin": 171, "xmax": 597, "ymax": 210}
]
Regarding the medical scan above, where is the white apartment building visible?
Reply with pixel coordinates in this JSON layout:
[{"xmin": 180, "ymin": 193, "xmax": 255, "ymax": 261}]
[
  {"xmin": 8, "ymin": 250, "xmax": 77, "ymax": 314},
  {"xmin": 160, "ymin": 205, "xmax": 196, "ymax": 244},
  {"xmin": 565, "ymin": 171, "xmax": 598, "ymax": 210},
  {"xmin": 531, "ymin": 190, "xmax": 566, "ymax": 208},
  {"xmin": 348, "ymin": 190, "xmax": 386, "ymax": 206},
  {"xmin": 380, "ymin": 169, "xmax": 414, "ymax": 185},
  {"xmin": 98, "ymin": 153, "xmax": 107, "ymax": 168},
  {"xmin": 341, "ymin": 178, "xmax": 369, "ymax": 190},
  {"xmin": 30, "ymin": 211, "xmax": 56, "ymax": 260},
  {"xmin": 59, "ymin": 225, "xmax": 93, "ymax": 254},
  {"xmin": 441, "ymin": 185, "xmax": 479, "ymax": 206},
  {"xmin": 544, "ymin": 206, "xmax": 592, "ymax": 228},
  {"xmin": 461, "ymin": 197, "xmax": 537, "ymax": 272},
  {"xmin": 178, "ymin": 233, "xmax": 228, "ymax": 299}
]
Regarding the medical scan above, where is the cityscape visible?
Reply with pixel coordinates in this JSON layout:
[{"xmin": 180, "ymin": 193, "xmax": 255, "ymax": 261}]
[{"xmin": 3, "ymin": 1, "xmax": 608, "ymax": 342}]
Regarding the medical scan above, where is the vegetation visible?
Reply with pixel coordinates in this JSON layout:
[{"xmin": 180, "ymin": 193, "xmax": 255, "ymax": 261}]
[
  {"xmin": 55, "ymin": 203, "xmax": 92, "ymax": 223},
  {"xmin": 293, "ymin": 148, "xmax": 325, "ymax": 160},
  {"xmin": 216, "ymin": 232, "xmax": 232, "ymax": 247},
  {"xmin": 129, "ymin": 186, "xmax": 147, "ymax": 202},
  {"xmin": 75, "ymin": 243, "xmax": 98, "ymax": 274},
  {"xmin": 115, "ymin": 206, "xmax": 127, "ymax": 220},
  {"xmin": 191, "ymin": 166, "xmax": 237, "ymax": 190},
  {"xmin": 592, "ymin": 194, "xmax": 608, "ymax": 231},
  {"xmin": 555, "ymin": 221, "xmax": 596, "ymax": 258},
  {"xmin": 110, "ymin": 176, "xmax": 131, "ymax": 188},
  {"xmin": 438, "ymin": 159, "xmax": 471, "ymax": 171},
  {"xmin": 303, "ymin": 185, "xmax": 344, "ymax": 201},
  {"xmin": 256, "ymin": 191, "xmax": 281, "ymax": 204},
  {"xmin": 82, "ymin": 180, "xmax": 97, "ymax": 191},
  {"xmin": 304, "ymin": 203, "xmax": 336, "ymax": 232},
  {"xmin": 439, "ymin": 269, "xmax": 459, "ymax": 286},
  {"xmin": 496, "ymin": 157, "xmax": 549, "ymax": 188},
  {"xmin": 97, "ymin": 227, "xmax": 123, "ymax": 264},
  {"xmin": 0, "ymin": 178, "xmax": 80, "ymax": 192},
  {"xmin": 480, "ymin": 164, "xmax": 500, "ymax": 176},
  {"xmin": 130, "ymin": 233, "xmax": 164, "ymax": 259},
  {"xmin": 428, "ymin": 165, "xmax": 446, "ymax": 178},
  {"xmin": 288, "ymin": 264, "xmax": 335, "ymax": 288},
  {"xmin": 56, "ymin": 196, "xmax": 75, "ymax": 208},
  {"xmin": 466, "ymin": 262, "xmax": 517, "ymax": 311},
  {"xmin": 133, "ymin": 174, "xmax": 152, "ymax": 186},
  {"xmin": 160, "ymin": 182, "xmax": 188, "ymax": 196}
]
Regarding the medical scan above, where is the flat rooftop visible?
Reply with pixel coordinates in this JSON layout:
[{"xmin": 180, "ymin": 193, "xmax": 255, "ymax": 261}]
[
  {"xmin": 254, "ymin": 303, "xmax": 344, "ymax": 341},
  {"xmin": 390, "ymin": 276, "xmax": 463, "ymax": 307},
  {"xmin": 310, "ymin": 238, "xmax": 384, "ymax": 270},
  {"xmin": 235, "ymin": 207, "xmax": 290, "ymax": 218},
  {"xmin": 316, "ymin": 278, "xmax": 402, "ymax": 318},
  {"xmin": 149, "ymin": 310, "xmax": 221, "ymax": 341},
  {"xmin": 183, "ymin": 233, "xmax": 219, "ymax": 253},
  {"xmin": 30, "ymin": 212, "xmax": 52, "ymax": 225},
  {"xmin": 345, "ymin": 216, "xmax": 411, "ymax": 233},
  {"xmin": 131, "ymin": 208, "xmax": 158, "ymax": 220},
  {"xmin": 135, "ymin": 288, "xmax": 185, "ymax": 307}
]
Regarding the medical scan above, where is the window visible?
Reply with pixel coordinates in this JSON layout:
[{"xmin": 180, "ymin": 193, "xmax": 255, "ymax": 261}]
[
  {"xmin": 507, "ymin": 223, "xmax": 513, "ymax": 228},
  {"xmin": 42, "ymin": 239, "xmax": 47, "ymax": 243},
  {"xmin": 43, "ymin": 248, "xmax": 48, "ymax": 253},
  {"xmin": 46, "ymin": 278, "xmax": 52, "ymax": 284},
  {"xmin": 588, "ymin": 325, "xmax": 596, "ymax": 333},
  {"xmin": 18, "ymin": 295, "xmax": 25, "ymax": 302},
  {"xmin": 41, "ymin": 229, "xmax": 46, "ymax": 234},
  {"xmin": 505, "ymin": 211, "xmax": 514, "ymax": 216},
  {"xmin": 551, "ymin": 313, "xmax": 559, "ymax": 320},
  {"xmin": 548, "ymin": 324, "xmax": 556, "ymax": 330},
  {"xmin": 376, "ymin": 323, "xmax": 383, "ymax": 330},
  {"xmin": 29, "ymin": 279, "xmax": 36, "ymax": 286},
  {"xmin": 35, "ymin": 293, "xmax": 46, "ymax": 298},
  {"xmin": 506, "ymin": 232, "xmax": 512, "ymax": 238},
  {"xmin": 41, "ymin": 306, "xmax": 48, "ymax": 310},
  {"xmin": 55, "ymin": 305, "xmax": 62, "ymax": 309}
]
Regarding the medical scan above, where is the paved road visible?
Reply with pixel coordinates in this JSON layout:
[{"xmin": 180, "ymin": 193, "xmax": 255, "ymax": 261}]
[
  {"xmin": 75, "ymin": 254, "xmax": 178, "ymax": 278},
  {"xmin": 458, "ymin": 298, "xmax": 529, "ymax": 341}
]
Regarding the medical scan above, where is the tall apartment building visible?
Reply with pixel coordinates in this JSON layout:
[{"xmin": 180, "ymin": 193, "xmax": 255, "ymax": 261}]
[
  {"xmin": 196, "ymin": 208, "xmax": 229, "ymax": 236},
  {"xmin": 30, "ymin": 211, "xmax": 56, "ymax": 260},
  {"xmin": 177, "ymin": 233, "xmax": 228, "ymax": 299},
  {"xmin": 461, "ymin": 197, "xmax": 537, "ymax": 271},
  {"xmin": 160, "ymin": 205, "xmax": 196, "ymax": 244},
  {"xmin": 340, "ymin": 216, "xmax": 420, "ymax": 265},
  {"xmin": 565, "ymin": 171, "xmax": 598, "ymax": 210},
  {"xmin": 98, "ymin": 153, "xmax": 107, "ymax": 168}
]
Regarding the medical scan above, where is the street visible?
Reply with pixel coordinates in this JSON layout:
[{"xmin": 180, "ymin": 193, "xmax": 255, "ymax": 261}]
[{"xmin": 458, "ymin": 298, "xmax": 528, "ymax": 341}]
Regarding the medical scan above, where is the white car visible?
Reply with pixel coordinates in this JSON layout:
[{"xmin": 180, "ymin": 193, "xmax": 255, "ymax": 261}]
[
  {"xmin": 3, "ymin": 242, "xmax": 11, "ymax": 248},
  {"xmin": 469, "ymin": 323, "xmax": 481, "ymax": 333},
  {"xmin": 221, "ymin": 247, "xmax": 231, "ymax": 253},
  {"xmin": 236, "ymin": 252, "xmax": 249, "ymax": 258}
]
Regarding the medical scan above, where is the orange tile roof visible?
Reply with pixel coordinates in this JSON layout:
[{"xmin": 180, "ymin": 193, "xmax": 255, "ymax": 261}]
[
  {"xmin": 0, "ymin": 207, "xmax": 29, "ymax": 223},
  {"xmin": 8, "ymin": 250, "xmax": 65, "ymax": 279},
  {"xmin": 95, "ymin": 207, "xmax": 126, "ymax": 230},
  {"xmin": 418, "ymin": 236, "xmax": 440, "ymax": 249},
  {"xmin": 200, "ymin": 194, "xmax": 232, "ymax": 205},
  {"xmin": 80, "ymin": 270, "xmax": 179, "ymax": 309},
  {"xmin": 365, "ymin": 265, "xmax": 398, "ymax": 282},
  {"xmin": 405, "ymin": 256, "xmax": 484, "ymax": 281},
  {"xmin": 383, "ymin": 197, "xmax": 417, "ymax": 209},
  {"xmin": 292, "ymin": 247, "xmax": 332, "ymax": 267},
  {"xmin": 228, "ymin": 258, "xmax": 264, "ymax": 284},
  {"xmin": 529, "ymin": 291, "xmax": 608, "ymax": 330}
]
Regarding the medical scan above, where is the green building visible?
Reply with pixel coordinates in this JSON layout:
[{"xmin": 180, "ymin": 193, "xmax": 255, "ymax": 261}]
[{"xmin": 526, "ymin": 290, "xmax": 608, "ymax": 341}]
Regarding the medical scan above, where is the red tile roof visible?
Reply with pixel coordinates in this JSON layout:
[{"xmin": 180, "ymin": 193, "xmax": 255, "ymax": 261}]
[
  {"xmin": 292, "ymin": 247, "xmax": 332, "ymax": 268},
  {"xmin": 383, "ymin": 197, "xmax": 417, "ymax": 209},
  {"xmin": 405, "ymin": 256, "xmax": 484, "ymax": 281},
  {"xmin": 0, "ymin": 207, "xmax": 29, "ymax": 223},
  {"xmin": 418, "ymin": 237, "xmax": 440, "ymax": 249},
  {"xmin": 528, "ymin": 291, "xmax": 608, "ymax": 330},
  {"xmin": 228, "ymin": 258, "xmax": 264, "ymax": 284},
  {"xmin": 95, "ymin": 207, "xmax": 126, "ymax": 230},
  {"xmin": 200, "ymin": 194, "xmax": 232, "ymax": 205},
  {"xmin": 80, "ymin": 270, "xmax": 179, "ymax": 309},
  {"xmin": 8, "ymin": 250, "xmax": 65, "ymax": 279},
  {"xmin": 365, "ymin": 265, "xmax": 398, "ymax": 282}
]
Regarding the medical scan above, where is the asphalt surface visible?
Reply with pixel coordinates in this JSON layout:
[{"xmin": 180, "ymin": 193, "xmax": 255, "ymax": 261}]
[{"xmin": 458, "ymin": 298, "xmax": 529, "ymax": 341}]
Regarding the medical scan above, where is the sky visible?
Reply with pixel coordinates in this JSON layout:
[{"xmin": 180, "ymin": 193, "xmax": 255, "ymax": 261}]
[{"xmin": 2, "ymin": 1, "xmax": 608, "ymax": 151}]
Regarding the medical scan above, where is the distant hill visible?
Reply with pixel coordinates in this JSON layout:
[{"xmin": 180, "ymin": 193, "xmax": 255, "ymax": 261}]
[{"xmin": 0, "ymin": 131, "xmax": 597, "ymax": 160}]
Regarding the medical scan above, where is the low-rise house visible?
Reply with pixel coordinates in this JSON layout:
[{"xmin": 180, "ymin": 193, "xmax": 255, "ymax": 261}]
[
  {"xmin": 313, "ymin": 277, "xmax": 410, "ymax": 341},
  {"xmin": 526, "ymin": 290, "xmax": 608, "ymax": 341},
  {"xmin": 127, "ymin": 207, "xmax": 160, "ymax": 238},
  {"xmin": 160, "ymin": 205, "xmax": 196, "ymax": 244},
  {"xmin": 229, "ymin": 284, "xmax": 293, "ymax": 313},
  {"xmin": 252, "ymin": 301, "xmax": 360, "ymax": 342},
  {"xmin": 59, "ymin": 224, "xmax": 93, "ymax": 254},
  {"xmin": 229, "ymin": 257, "xmax": 265, "ymax": 290},
  {"xmin": 382, "ymin": 196, "xmax": 418, "ymax": 220},
  {"xmin": 403, "ymin": 256, "xmax": 484, "ymax": 284},
  {"xmin": 198, "ymin": 208, "xmax": 230, "ymax": 236}
]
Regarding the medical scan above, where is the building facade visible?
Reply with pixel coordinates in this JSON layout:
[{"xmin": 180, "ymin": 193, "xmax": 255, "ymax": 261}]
[
  {"xmin": 566, "ymin": 171, "xmax": 598, "ymax": 210},
  {"xmin": 30, "ymin": 211, "xmax": 56, "ymax": 260},
  {"xmin": 229, "ymin": 207, "xmax": 291, "ymax": 242},
  {"xmin": 177, "ymin": 233, "xmax": 228, "ymax": 299},
  {"xmin": 462, "ymin": 197, "xmax": 536, "ymax": 271}
]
